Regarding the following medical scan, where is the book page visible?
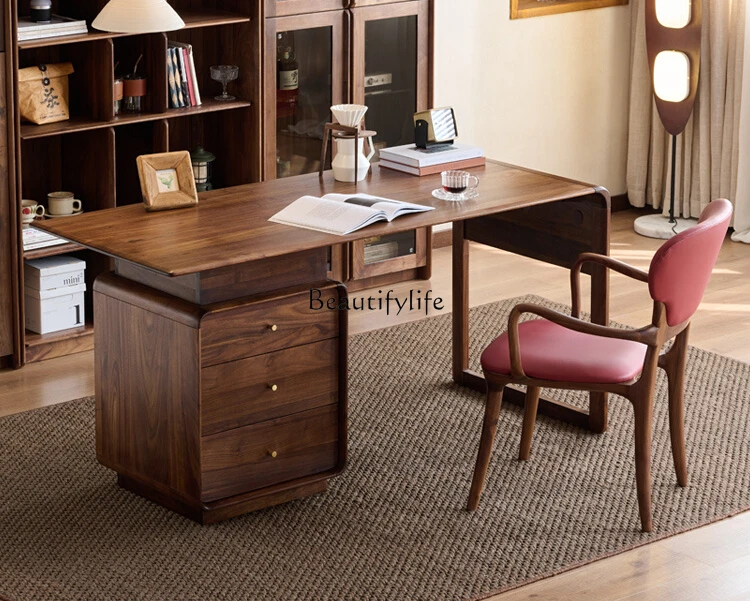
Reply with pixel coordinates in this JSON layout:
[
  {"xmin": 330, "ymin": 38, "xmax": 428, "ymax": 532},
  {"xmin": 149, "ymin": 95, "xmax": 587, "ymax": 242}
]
[
  {"xmin": 269, "ymin": 195, "xmax": 382, "ymax": 235},
  {"xmin": 322, "ymin": 193, "xmax": 434, "ymax": 221}
]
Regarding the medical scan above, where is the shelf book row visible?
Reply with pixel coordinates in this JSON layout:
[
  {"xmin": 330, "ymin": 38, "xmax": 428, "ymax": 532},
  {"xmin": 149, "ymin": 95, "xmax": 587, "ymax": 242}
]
[{"xmin": 167, "ymin": 42, "xmax": 202, "ymax": 109}]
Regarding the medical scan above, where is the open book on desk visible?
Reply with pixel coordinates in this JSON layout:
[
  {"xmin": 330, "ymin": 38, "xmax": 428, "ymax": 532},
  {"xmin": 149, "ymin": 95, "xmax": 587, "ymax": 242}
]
[{"xmin": 269, "ymin": 193, "xmax": 435, "ymax": 235}]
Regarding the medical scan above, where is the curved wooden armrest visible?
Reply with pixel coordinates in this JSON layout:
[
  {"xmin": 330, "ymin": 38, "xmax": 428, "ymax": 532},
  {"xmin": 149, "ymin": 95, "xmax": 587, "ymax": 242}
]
[
  {"xmin": 570, "ymin": 253, "xmax": 650, "ymax": 318},
  {"xmin": 506, "ymin": 302, "xmax": 658, "ymax": 378}
]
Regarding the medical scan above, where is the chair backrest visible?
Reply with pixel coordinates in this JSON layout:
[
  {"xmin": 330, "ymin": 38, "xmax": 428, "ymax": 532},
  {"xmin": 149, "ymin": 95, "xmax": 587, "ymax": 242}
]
[{"xmin": 648, "ymin": 199, "xmax": 733, "ymax": 327}]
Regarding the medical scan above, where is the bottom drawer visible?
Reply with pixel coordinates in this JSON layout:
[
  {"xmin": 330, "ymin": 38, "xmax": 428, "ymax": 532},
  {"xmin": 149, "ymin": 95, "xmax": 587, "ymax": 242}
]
[{"xmin": 201, "ymin": 404, "xmax": 339, "ymax": 502}]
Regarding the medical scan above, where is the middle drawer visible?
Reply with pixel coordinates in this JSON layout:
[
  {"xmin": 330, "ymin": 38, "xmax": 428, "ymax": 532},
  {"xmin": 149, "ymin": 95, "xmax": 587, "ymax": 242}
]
[{"xmin": 201, "ymin": 338, "xmax": 339, "ymax": 436}]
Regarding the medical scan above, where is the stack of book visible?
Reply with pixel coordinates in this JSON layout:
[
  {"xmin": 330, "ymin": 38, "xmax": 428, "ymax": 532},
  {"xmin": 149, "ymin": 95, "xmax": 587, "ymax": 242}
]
[
  {"xmin": 378, "ymin": 143, "xmax": 485, "ymax": 177},
  {"xmin": 363, "ymin": 238, "xmax": 400, "ymax": 264},
  {"xmin": 23, "ymin": 227, "xmax": 68, "ymax": 252},
  {"xmin": 18, "ymin": 15, "xmax": 88, "ymax": 42},
  {"xmin": 167, "ymin": 42, "xmax": 202, "ymax": 109}
]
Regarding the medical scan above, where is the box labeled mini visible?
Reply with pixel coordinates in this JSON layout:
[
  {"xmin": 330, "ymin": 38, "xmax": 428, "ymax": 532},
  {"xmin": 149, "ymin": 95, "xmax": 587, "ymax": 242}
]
[
  {"xmin": 24, "ymin": 256, "xmax": 86, "ymax": 291},
  {"xmin": 25, "ymin": 283, "xmax": 86, "ymax": 334}
]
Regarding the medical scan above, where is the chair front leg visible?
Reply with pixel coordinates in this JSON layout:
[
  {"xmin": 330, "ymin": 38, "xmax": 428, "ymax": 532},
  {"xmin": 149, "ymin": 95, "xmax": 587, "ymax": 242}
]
[
  {"xmin": 468, "ymin": 378, "xmax": 507, "ymax": 511},
  {"xmin": 660, "ymin": 326, "xmax": 690, "ymax": 487},
  {"xmin": 632, "ymin": 386, "xmax": 656, "ymax": 533},
  {"xmin": 519, "ymin": 386, "xmax": 541, "ymax": 461}
]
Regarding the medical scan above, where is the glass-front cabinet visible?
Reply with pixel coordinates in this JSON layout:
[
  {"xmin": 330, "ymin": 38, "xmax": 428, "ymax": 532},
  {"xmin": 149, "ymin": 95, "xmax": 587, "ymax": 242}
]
[
  {"xmin": 348, "ymin": 0, "xmax": 431, "ymax": 285},
  {"xmin": 263, "ymin": 12, "xmax": 346, "ymax": 180},
  {"xmin": 351, "ymin": 0, "xmax": 430, "ymax": 154},
  {"xmin": 262, "ymin": 1, "xmax": 433, "ymax": 288}
]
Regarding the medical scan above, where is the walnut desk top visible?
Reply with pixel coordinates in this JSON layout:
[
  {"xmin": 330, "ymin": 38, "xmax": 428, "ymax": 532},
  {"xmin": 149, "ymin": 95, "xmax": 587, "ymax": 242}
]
[{"xmin": 35, "ymin": 161, "xmax": 603, "ymax": 277}]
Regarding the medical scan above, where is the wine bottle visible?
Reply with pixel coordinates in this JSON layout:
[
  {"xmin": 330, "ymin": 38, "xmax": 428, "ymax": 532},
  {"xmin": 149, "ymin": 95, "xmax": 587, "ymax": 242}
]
[{"xmin": 277, "ymin": 46, "xmax": 299, "ymax": 118}]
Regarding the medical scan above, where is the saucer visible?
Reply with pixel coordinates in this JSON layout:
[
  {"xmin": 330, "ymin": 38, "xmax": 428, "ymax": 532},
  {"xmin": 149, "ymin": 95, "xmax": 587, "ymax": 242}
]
[
  {"xmin": 47, "ymin": 210, "xmax": 84, "ymax": 218},
  {"xmin": 432, "ymin": 188, "xmax": 479, "ymax": 202}
]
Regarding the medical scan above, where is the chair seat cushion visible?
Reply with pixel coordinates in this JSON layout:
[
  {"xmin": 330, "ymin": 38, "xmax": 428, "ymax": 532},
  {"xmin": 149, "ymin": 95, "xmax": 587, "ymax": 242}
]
[{"xmin": 480, "ymin": 319, "xmax": 648, "ymax": 384}]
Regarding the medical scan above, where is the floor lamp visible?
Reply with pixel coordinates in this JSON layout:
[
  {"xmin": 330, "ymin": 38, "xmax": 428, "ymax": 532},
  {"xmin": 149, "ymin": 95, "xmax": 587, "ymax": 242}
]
[{"xmin": 634, "ymin": 0, "xmax": 702, "ymax": 239}]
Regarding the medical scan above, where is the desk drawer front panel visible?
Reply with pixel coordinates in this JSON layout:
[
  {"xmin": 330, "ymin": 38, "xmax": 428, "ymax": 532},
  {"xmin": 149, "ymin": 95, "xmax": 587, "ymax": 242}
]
[
  {"xmin": 201, "ymin": 290, "xmax": 339, "ymax": 367},
  {"xmin": 201, "ymin": 404, "xmax": 339, "ymax": 502},
  {"xmin": 201, "ymin": 339, "xmax": 339, "ymax": 436}
]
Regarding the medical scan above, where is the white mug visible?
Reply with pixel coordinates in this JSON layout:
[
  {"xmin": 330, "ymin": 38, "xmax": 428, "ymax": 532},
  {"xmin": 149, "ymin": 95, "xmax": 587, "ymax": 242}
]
[{"xmin": 48, "ymin": 192, "xmax": 82, "ymax": 215}]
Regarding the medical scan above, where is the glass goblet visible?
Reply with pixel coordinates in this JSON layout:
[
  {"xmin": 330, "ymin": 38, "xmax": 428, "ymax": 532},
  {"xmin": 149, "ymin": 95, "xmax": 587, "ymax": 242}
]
[{"xmin": 210, "ymin": 65, "xmax": 239, "ymax": 102}]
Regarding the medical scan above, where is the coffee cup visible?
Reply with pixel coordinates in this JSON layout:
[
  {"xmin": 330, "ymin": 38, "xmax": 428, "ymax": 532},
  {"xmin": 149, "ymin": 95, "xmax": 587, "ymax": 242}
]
[
  {"xmin": 48, "ymin": 191, "xmax": 82, "ymax": 215},
  {"xmin": 21, "ymin": 199, "xmax": 45, "ymax": 226},
  {"xmin": 441, "ymin": 170, "xmax": 479, "ymax": 197}
]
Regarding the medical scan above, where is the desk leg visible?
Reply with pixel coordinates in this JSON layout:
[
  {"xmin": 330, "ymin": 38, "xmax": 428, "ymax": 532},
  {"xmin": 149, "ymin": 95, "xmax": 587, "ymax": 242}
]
[{"xmin": 452, "ymin": 221, "xmax": 470, "ymax": 385}]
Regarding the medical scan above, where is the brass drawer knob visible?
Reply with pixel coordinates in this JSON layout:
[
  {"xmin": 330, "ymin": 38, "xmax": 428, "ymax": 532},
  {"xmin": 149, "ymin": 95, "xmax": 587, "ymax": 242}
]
[
  {"xmin": 269, "ymin": 324, "xmax": 278, "ymax": 332},
  {"xmin": 268, "ymin": 384, "xmax": 278, "ymax": 392},
  {"xmin": 269, "ymin": 450, "xmax": 277, "ymax": 458}
]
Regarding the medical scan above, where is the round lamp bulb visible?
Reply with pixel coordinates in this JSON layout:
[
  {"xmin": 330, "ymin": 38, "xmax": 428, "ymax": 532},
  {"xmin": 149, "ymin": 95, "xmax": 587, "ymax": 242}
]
[{"xmin": 653, "ymin": 51, "xmax": 691, "ymax": 103}]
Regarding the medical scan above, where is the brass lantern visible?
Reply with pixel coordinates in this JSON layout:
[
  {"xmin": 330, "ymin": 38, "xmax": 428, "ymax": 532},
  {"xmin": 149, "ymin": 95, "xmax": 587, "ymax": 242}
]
[{"xmin": 190, "ymin": 146, "xmax": 216, "ymax": 192}]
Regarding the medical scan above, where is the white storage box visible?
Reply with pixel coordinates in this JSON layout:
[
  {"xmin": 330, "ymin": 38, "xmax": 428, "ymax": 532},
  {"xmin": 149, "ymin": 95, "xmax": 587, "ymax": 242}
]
[
  {"xmin": 25, "ymin": 283, "xmax": 86, "ymax": 334},
  {"xmin": 24, "ymin": 256, "xmax": 86, "ymax": 291}
]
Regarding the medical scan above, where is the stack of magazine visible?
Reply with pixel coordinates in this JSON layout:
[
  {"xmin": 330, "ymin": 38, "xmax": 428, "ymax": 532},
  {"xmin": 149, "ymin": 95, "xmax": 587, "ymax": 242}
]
[
  {"xmin": 167, "ymin": 41, "xmax": 202, "ymax": 109},
  {"xmin": 23, "ymin": 227, "xmax": 68, "ymax": 251},
  {"xmin": 18, "ymin": 15, "xmax": 88, "ymax": 42},
  {"xmin": 379, "ymin": 143, "xmax": 485, "ymax": 177}
]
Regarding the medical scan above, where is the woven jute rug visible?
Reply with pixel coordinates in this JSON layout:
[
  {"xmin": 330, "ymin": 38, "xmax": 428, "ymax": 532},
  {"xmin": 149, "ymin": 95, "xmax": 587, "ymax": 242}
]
[{"xmin": 2, "ymin": 295, "xmax": 749, "ymax": 601}]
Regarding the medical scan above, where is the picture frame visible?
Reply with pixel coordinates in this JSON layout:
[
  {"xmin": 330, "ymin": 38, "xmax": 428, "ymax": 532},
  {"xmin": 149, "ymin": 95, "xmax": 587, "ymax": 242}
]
[
  {"xmin": 136, "ymin": 151, "xmax": 199, "ymax": 212},
  {"xmin": 510, "ymin": 0, "xmax": 627, "ymax": 20}
]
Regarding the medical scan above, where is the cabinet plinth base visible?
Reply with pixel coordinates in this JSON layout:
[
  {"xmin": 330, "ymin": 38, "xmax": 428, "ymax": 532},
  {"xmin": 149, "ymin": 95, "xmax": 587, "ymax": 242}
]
[{"xmin": 117, "ymin": 474, "xmax": 329, "ymax": 524}]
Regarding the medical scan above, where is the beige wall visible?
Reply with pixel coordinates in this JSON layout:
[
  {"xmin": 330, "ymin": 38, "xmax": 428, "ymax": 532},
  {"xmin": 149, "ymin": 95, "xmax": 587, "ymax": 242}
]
[{"xmin": 433, "ymin": 1, "xmax": 632, "ymax": 195}]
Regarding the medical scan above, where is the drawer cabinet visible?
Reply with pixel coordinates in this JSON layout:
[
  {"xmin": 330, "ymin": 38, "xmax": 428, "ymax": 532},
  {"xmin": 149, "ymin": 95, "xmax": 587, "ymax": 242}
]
[{"xmin": 94, "ymin": 273, "xmax": 348, "ymax": 524}]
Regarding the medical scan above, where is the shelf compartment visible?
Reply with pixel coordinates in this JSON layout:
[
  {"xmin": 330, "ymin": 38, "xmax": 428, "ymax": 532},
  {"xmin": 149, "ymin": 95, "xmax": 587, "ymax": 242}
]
[
  {"xmin": 24, "ymin": 322, "xmax": 94, "ymax": 363},
  {"xmin": 350, "ymin": 228, "xmax": 428, "ymax": 280},
  {"xmin": 20, "ymin": 99, "xmax": 252, "ymax": 139},
  {"xmin": 24, "ymin": 242, "xmax": 85, "ymax": 260},
  {"xmin": 18, "ymin": 9, "xmax": 252, "ymax": 50},
  {"xmin": 20, "ymin": 128, "xmax": 116, "ymax": 213},
  {"xmin": 18, "ymin": 37, "xmax": 114, "ymax": 124}
]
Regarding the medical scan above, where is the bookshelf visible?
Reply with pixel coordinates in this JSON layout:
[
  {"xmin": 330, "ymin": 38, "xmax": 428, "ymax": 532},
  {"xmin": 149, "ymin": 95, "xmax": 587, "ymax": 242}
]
[
  {"xmin": 5, "ymin": 0, "xmax": 260, "ymax": 365},
  {"xmin": 0, "ymin": 0, "xmax": 434, "ymax": 367}
]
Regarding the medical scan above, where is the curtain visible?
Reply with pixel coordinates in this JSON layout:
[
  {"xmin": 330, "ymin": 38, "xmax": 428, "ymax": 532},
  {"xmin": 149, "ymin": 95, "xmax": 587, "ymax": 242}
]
[
  {"xmin": 732, "ymin": 11, "xmax": 750, "ymax": 242},
  {"xmin": 626, "ymin": 0, "xmax": 746, "ymax": 222}
]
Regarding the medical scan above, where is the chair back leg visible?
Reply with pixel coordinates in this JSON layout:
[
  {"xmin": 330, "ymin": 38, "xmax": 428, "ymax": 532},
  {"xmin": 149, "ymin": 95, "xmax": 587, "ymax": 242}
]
[
  {"xmin": 632, "ymin": 384, "xmax": 656, "ymax": 532},
  {"xmin": 468, "ymin": 380, "xmax": 507, "ymax": 511},
  {"xmin": 519, "ymin": 386, "xmax": 541, "ymax": 461},
  {"xmin": 660, "ymin": 326, "xmax": 690, "ymax": 487}
]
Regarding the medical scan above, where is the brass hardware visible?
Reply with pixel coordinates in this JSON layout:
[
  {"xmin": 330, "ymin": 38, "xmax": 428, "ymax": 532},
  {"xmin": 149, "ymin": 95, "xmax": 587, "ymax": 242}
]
[
  {"xmin": 269, "ymin": 451, "xmax": 277, "ymax": 458},
  {"xmin": 269, "ymin": 324, "xmax": 278, "ymax": 331},
  {"xmin": 269, "ymin": 384, "xmax": 278, "ymax": 392}
]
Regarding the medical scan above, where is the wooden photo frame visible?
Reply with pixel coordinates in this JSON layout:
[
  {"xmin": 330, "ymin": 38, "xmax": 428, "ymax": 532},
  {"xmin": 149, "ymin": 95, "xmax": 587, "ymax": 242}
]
[
  {"xmin": 136, "ymin": 151, "xmax": 199, "ymax": 212},
  {"xmin": 510, "ymin": 0, "xmax": 627, "ymax": 20}
]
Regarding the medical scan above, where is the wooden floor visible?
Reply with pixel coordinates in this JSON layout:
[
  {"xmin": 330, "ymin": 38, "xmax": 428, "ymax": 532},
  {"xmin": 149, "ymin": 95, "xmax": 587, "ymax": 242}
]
[{"xmin": 1, "ymin": 210, "xmax": 749, "ymax": 599}]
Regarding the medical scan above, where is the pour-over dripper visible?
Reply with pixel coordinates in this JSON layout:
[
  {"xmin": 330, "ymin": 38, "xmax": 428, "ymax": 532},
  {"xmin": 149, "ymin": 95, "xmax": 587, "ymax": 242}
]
[{"xmin": 330, "ymin": 104, "xmax": 368, "ymax": 128}]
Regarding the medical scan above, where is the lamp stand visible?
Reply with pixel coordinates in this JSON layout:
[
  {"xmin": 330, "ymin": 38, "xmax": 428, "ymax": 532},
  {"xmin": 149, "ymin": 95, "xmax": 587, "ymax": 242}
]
[{"xmin": 634, "ymin": 133, "xmax": 697, "ymax": 239}]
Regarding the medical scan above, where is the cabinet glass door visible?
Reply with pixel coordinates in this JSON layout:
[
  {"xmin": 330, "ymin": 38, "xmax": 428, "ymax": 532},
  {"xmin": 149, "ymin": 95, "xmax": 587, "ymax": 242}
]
[
  {"xmin": 351, "ymin": 0, "xmax": 430, "ymax": 154},
  {"xmin": 264, "ymin": 13, "xmax": 346, "ymax": 179}
]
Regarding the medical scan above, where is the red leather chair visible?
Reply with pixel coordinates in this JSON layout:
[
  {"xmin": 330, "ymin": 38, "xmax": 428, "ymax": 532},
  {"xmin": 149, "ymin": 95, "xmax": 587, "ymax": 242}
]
[{"xmin": 467, "ymin": 199, "xmax": 733, "ymax": 532}]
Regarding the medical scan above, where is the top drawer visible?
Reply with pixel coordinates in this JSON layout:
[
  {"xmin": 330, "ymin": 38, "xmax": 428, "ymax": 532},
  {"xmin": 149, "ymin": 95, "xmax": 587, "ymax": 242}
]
[{"xmin": 201, "ymin": 284, "xmax": 343, "ymax": 367}]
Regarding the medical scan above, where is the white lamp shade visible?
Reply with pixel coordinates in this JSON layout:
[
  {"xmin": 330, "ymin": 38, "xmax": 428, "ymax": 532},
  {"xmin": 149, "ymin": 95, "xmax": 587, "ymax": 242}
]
[
  {"xmin": 92, "ymin": 0, "xmax": 185, "ymax": 33},
  {"xmin": 655, "ymin": 0, "xmax": 692, "ymax": 29},
  {"xmin": 653, "ymin": 51, "xmax": 691, "ymax": 102}
]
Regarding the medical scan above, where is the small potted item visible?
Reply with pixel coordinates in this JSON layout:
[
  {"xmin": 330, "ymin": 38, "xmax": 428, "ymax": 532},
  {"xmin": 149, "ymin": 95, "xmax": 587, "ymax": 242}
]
[{"xmin": 122, "ymin": 55, "xmax": 147, "ymax": 113}]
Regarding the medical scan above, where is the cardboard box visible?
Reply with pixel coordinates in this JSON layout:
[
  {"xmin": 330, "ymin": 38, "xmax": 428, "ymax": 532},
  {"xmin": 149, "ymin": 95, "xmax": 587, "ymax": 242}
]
[
  {"xmin": 25, "ymin": 283, "xmax": 86, "ymax": 334},
  {"xmin": 24, "ymin": 256, "xmax": 86, "ymax": 291}
]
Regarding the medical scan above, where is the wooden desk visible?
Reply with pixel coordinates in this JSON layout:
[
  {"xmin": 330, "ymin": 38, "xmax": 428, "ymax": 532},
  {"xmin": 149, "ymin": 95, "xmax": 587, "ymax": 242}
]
[{"xmin": 37, "ymin": 161, "xmax": 610, "ymax": 522}]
